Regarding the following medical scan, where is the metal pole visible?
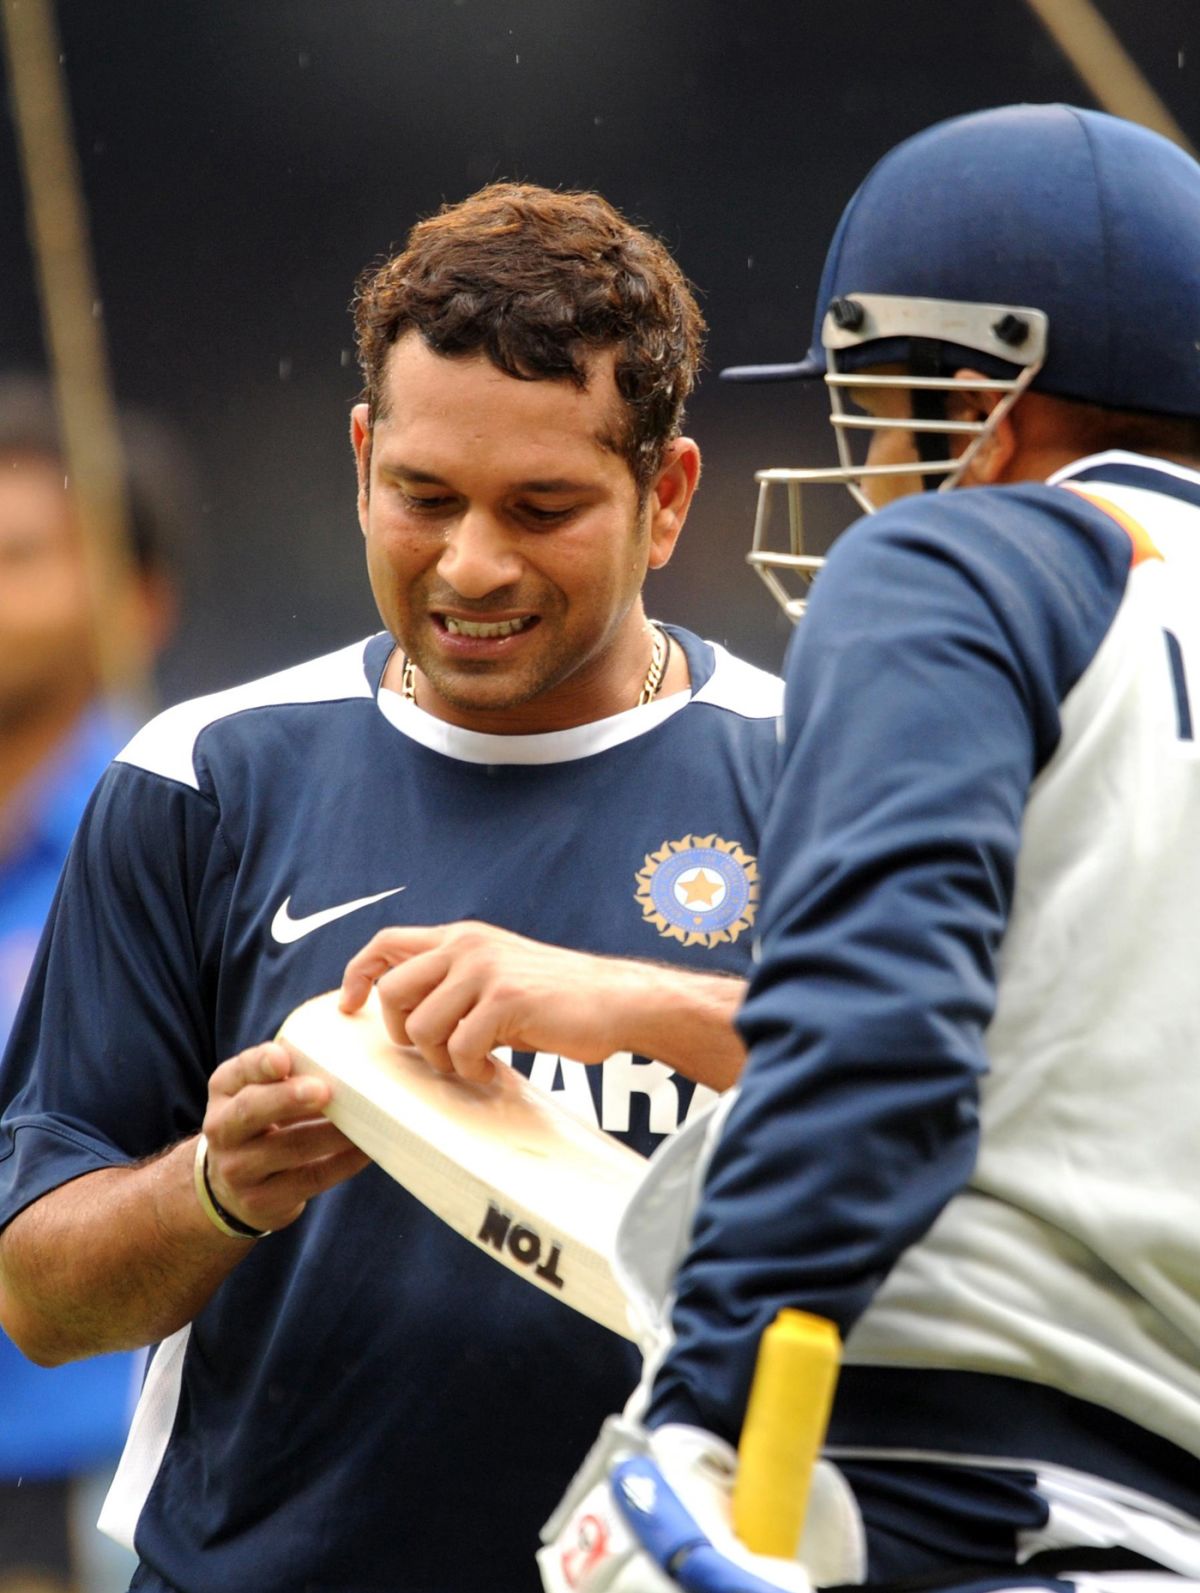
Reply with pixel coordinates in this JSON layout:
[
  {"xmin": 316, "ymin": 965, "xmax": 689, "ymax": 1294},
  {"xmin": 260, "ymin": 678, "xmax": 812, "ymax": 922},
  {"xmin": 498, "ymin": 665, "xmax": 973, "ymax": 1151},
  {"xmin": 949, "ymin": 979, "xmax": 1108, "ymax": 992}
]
[
  {"xmin": 1025, "ymin": 0, "xmax": 1196, "ymax": 156},
  {"xmin": 1, "ymin": 0, "xmax": 152, "ymax": 707}
]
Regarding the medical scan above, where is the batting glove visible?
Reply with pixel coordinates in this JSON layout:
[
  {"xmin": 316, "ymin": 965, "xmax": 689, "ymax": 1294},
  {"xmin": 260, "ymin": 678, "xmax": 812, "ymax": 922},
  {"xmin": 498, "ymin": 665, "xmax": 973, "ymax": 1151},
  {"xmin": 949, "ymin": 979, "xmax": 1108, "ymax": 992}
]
[{"xmin": 537, "ymin": 1417, "xmax": 813, "ymax": 1593}]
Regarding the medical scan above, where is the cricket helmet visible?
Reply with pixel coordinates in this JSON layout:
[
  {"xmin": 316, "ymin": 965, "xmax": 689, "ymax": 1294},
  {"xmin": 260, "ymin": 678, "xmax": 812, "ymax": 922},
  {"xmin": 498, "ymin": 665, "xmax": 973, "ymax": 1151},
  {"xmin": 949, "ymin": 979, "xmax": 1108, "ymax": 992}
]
[{"xmin": 728, "ymin": 103, "xmax": 1200, "ymax": 618}]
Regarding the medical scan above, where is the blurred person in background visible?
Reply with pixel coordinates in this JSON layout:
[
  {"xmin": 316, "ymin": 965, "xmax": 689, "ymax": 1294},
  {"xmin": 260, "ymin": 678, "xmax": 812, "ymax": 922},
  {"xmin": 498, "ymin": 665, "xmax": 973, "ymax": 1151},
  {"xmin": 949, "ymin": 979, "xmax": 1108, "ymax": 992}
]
[{"xmin": 0, "ymin": 377, "xmax": 180, "ymax": 1593}]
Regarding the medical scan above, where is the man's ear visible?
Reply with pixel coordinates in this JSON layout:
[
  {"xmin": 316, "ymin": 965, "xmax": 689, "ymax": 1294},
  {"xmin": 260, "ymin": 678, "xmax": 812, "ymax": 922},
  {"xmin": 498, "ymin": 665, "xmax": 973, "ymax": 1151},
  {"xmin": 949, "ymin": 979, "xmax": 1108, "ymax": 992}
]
[
  {"xmin": 949, "ymin": 369, "xmax": 1017, "ymax": 485},
  {"xmin": 350, "ymin": 404, "xmax": 372, "ymax": 533},
  {"xmin": 646, "ymin": 438, "xmax": 701, "ymax": 570}
]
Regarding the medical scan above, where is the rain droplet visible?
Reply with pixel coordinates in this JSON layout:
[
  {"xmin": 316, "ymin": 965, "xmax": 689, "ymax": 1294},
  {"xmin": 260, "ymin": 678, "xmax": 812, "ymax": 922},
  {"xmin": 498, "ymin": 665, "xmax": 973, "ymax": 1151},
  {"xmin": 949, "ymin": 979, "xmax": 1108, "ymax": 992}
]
[
  {"xmin": 279, "ymin": 358, "xmax": 293, "ymax": 381},
  {"xmin": 747, "ymin": 257, "xmax": 754, "ymax": 270},
  {"xmin": 298, "ymin": 50, "xmax": 310, "ymax": 68}
]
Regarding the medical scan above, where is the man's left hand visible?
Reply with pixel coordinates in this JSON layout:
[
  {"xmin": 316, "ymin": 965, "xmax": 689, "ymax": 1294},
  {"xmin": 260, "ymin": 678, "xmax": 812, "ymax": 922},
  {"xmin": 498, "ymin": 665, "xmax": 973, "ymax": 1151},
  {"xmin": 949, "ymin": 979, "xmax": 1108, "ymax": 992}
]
[
  {"xmin": 339, "ymin": 920, "xmax": 746, "ymax": 1090},
  {"xmin": 340, "ymin": 921, "xmax": 629, "ymax": 1082}
]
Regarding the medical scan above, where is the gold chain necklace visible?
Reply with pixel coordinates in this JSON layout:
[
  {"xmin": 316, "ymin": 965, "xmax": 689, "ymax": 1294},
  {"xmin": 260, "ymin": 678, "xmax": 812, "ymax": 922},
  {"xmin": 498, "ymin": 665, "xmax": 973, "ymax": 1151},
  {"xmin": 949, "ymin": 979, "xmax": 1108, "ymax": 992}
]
[
  {"xmin": 636, "ymin": 622, "xmax": 670, "ymax": 706},
  {"xmin": 399, "ymin": 623, "xmax": 670, "ymax": 708}
]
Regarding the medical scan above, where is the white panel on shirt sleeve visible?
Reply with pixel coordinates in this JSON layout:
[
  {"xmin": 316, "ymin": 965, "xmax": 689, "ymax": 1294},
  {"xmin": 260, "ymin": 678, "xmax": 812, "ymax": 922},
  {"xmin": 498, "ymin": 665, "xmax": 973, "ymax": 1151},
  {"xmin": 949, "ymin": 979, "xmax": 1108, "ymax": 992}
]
[
  {"xmin": 116, "ymin": 640, "xmax": 376, "ymax": 790},
  {"xmin": 690, "ymin": 643, "xmax": 785, "ymax": 719}
]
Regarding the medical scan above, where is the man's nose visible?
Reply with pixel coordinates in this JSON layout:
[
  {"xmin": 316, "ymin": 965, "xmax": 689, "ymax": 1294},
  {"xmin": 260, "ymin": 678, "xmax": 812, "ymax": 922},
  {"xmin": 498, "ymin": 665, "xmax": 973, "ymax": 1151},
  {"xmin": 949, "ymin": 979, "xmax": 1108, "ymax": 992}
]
[{"xmin": 436, "ymin": 510, "xmax": 523, "ymax": 597}]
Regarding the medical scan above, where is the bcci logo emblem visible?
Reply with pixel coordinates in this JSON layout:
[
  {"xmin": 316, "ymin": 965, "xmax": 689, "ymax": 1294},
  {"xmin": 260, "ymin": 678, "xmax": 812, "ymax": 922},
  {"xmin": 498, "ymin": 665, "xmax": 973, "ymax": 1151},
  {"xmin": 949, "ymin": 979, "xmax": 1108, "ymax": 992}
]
[{"xmin": 635, "ymin": 833, "xmax": 758, "ymax": 947}]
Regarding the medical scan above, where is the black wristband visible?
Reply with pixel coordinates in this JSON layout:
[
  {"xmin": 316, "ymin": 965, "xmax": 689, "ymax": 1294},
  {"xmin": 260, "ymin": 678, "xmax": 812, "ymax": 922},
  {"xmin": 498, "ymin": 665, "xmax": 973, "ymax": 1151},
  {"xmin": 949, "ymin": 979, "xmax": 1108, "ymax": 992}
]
[{"xmin": 192, "ymin": 1133, "xmax": 270, "ymax": 1240}]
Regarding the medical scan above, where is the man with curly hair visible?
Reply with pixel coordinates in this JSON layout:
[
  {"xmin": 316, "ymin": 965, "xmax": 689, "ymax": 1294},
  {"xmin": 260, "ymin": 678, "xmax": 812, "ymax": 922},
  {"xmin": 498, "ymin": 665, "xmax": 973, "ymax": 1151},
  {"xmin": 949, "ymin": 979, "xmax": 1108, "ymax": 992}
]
[{"xmin": 0, "ymin": 184, "xmax": 781, "ymax": 1592}]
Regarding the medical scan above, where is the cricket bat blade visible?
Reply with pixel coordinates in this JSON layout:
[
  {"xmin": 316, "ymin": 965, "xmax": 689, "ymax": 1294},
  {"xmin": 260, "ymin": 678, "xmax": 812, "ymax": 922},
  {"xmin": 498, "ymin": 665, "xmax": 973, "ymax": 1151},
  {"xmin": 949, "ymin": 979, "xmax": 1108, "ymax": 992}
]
[{"xmin": 278, "ymin": 988, "xmax": 643, "ymax": 1340}]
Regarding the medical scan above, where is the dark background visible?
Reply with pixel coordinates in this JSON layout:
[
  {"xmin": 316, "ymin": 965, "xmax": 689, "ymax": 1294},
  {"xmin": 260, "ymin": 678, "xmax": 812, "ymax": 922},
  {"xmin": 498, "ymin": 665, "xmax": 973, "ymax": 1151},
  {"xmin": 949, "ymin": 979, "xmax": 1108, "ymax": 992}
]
[{"xmin": 1, "ymin": 0, "xmax": 1197, "ymax": 703}]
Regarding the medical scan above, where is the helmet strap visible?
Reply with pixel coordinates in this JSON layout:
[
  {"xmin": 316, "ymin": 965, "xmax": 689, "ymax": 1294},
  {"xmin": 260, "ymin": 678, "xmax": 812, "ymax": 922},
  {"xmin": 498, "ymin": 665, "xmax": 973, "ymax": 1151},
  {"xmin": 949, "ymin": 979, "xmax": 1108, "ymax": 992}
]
[{"xmin": 907, "ymin": 339, "xmax": 955, "ymax": 492}]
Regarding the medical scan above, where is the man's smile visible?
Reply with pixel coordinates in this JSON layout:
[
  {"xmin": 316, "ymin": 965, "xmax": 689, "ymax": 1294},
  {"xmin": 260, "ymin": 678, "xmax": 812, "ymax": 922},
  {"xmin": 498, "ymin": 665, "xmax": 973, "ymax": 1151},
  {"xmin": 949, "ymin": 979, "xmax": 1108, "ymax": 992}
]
[{"xmin": 440, "ymin": 614, "xmax": 539, "ymax": 639}]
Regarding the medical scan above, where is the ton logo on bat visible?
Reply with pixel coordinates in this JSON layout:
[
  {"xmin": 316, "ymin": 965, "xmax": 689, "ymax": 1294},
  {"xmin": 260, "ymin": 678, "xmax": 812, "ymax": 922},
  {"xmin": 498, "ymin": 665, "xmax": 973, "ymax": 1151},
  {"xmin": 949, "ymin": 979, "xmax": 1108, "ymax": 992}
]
[{"xmin": 477, "ymin": 1202, "xmax": 566, "ymax": 1290}]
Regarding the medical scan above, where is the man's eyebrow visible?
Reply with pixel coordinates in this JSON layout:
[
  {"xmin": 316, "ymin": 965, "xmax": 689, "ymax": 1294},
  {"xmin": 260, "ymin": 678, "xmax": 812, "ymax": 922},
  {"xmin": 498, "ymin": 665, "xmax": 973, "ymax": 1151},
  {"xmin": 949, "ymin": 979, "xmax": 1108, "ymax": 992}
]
[
  {"xmin": 380, "ymin": 461, "xmax": 597, "ymax": 494},
  {"xmin": 513, "ymin": 477, "xmax": 596, "ymax": 494},
  {"xmin": 378, "ymin": 464, "xmax": 450, "ymax": 486}
]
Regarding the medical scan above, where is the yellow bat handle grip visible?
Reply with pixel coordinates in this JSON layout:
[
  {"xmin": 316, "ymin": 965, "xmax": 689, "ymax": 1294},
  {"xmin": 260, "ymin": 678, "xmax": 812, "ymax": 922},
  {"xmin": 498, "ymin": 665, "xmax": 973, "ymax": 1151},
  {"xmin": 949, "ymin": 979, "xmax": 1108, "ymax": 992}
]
[{"xmin": 733, "ymin": 1309, "xmax": 841, "ymax": 1558}]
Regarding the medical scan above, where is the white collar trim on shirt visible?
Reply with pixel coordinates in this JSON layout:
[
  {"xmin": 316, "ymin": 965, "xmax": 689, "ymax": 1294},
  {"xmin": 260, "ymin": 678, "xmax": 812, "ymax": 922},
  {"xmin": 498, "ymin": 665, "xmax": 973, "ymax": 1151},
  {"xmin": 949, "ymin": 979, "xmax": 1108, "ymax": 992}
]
[
  {"xmin": 1049, "ymin": 449, "xmax": 1200, "ymax": 491},
  {"xmin": 375, "ymin": 681, "xmax": 694, "ymax": 766}
]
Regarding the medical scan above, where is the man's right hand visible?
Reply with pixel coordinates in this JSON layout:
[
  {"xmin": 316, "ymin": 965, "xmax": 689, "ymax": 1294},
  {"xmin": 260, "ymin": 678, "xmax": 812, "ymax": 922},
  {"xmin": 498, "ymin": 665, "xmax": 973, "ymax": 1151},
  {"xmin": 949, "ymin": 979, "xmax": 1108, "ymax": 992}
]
[
  {"xmin": 200, "ymin": 1041, "xmax": 370, "ymax": 1236},
  {"xmin": 0, "ymin": 1038, "xmax": 373, "ymax": 1365}
]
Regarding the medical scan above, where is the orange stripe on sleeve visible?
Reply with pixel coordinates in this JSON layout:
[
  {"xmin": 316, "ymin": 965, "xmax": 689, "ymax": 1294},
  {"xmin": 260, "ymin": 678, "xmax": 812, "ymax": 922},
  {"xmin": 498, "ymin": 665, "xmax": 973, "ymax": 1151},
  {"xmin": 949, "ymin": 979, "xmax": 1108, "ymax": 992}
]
[{"xmin": 1061, "ymin": 484, "xmax": 1163, "ymax": 566}]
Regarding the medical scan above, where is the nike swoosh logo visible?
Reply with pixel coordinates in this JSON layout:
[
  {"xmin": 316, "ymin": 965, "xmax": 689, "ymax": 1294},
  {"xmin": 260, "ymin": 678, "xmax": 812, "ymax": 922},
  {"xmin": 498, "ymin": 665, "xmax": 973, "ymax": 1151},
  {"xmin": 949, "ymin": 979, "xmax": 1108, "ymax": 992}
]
[{"xmin": 270, "ymin": 886, "xmax": 407, "ymax": 945}]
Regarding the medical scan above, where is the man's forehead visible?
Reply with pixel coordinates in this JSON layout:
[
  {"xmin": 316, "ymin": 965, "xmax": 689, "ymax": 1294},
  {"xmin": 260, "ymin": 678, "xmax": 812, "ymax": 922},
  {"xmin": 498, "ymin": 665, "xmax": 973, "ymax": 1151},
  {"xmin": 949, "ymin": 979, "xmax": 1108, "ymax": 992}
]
[
  {"xmin": 370, "ymin": 338, "xmax": 629, "ymax": 469},
  {"xmin": 377, "ymin": 334, "xmax": 621, "ymax": 412},
  {"xmin": 0, "ymin": 460, "xmax": 74, "ymax": 547},
  {"xmin": 0, "ymin": 452, "xmax": 70, "ymax": 509}
]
